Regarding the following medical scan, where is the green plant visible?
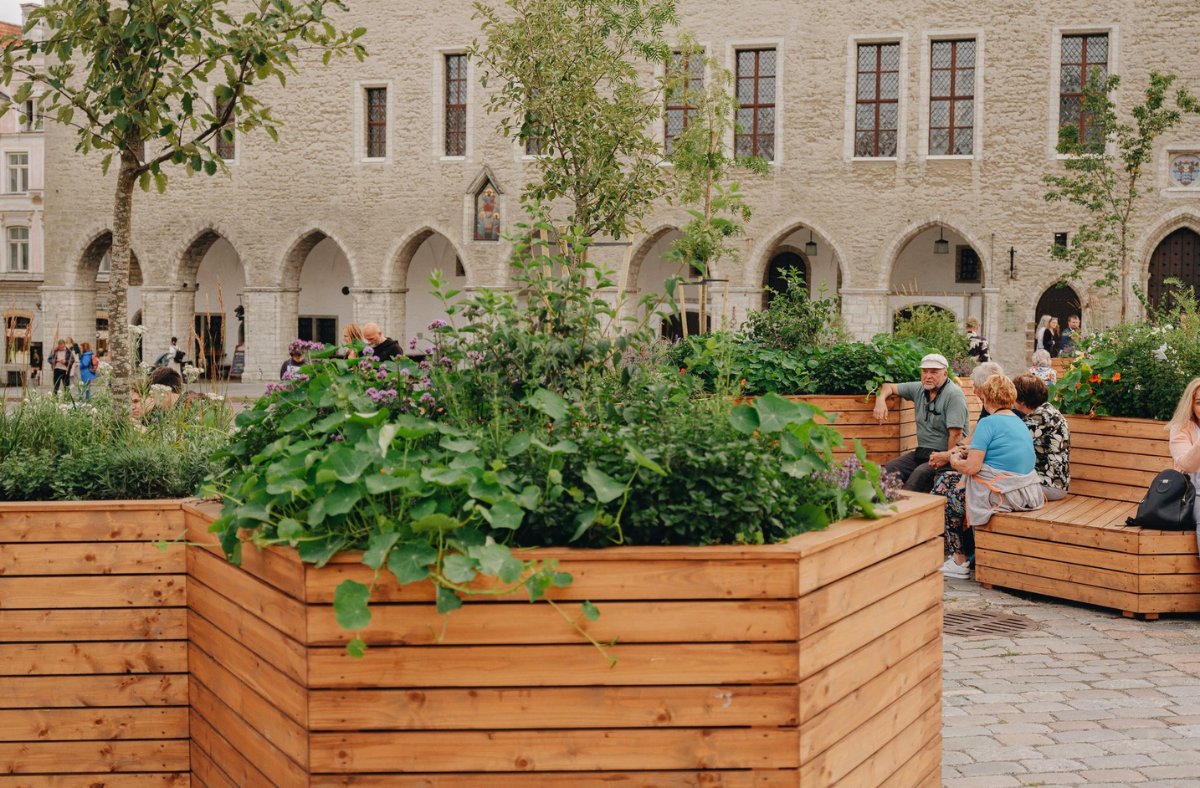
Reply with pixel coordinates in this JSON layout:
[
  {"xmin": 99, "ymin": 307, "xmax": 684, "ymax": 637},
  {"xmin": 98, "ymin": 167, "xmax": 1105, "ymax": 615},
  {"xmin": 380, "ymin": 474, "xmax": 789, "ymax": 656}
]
[
  {"xmin": 744, "ymin": 269, "xmax": 849, "ymax": 352},
  {"xmin": 804, "ymin": 336, "xmax": 929, "ymax": 396},
  {"xmin": 210, "ymin": 214, "xmax": 893, "ymax": 659},
  {"xmin": 893, "ymin": 306, "xmax": 969, "ymax": 367},
  {"xmin": 1, "ymin": 1, "xmax": 366, "ymax": 397},
  {"xmin": 1044, "ymin": 71, "xmax": 1200, "ymax": 322}
]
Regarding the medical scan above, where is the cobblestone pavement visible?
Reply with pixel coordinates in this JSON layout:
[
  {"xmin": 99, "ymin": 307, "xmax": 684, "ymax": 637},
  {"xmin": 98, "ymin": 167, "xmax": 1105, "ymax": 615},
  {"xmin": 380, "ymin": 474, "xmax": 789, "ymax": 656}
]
[{"xmin": 943, "ymin": 577, "xmax": 1200, "ymax": 787}]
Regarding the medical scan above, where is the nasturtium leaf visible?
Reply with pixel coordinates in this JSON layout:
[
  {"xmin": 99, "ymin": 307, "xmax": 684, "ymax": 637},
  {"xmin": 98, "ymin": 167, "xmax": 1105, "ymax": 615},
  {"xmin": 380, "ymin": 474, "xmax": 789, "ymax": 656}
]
[
  {"xmin": 781, "ymin": 456, "xmax": 823, "ymax": 479},
  {"xmin": 754, "ymin": 393, "xmax": 800, "ymax": 433},
  {"xmin": 422, "ymin": 466, "xmax": 468, "ymax": 486},
  {"xmin": 442, "ymin": 554, "xmax": 478, "ymax": 584},
  {"xmin": 468, "ymin": 476, "xmax": 504, "ymax": 504},
  {"xmin": 279, "ymin": 408, "xmax": 316, "ymax": 431},
  {"xmin": 570, "ymin": 507, "xmax": 598, "ymax": 542},
  {"xmin": 275, "ymin": 517, "xmax": 304, "ymax": 544},
  {"xmin": 527, "ymin": 388, "xmax": 568, "ymax": 421},
  {"xmin": 485, "ymin": 500, "xmax": 524, "ymax": 530},
  {"xmin": 299, "ymin": 535, "xmax": 345, "ymax": 567},
  {"xmin": 324, "ymin": 446, "xmax": 372, "ymax": 483},
  {"xmin": 333, "ymin": 579, "xmax": 371, "ymax": 630},
  {"xmin": 624, "ymin": 442, "xmax": 666, "ymax": 476},
  {"xmin": 504, "ymin": 433, "xmax": 532, "ymax": 456},
  {"xmin": 582, "ymin": 464, "xmax": 625, "ymax": 504},
  {"xmin": 322, "ymin": 485, "xmax": 362, "ymax": 517},
  {"xmin": 439, "ymin": 436, "xmax": 478, "ymax": 452},
  {"xmin": 436, "ymin": 585, "xmax": 463, "ymax": 614},
  {"xmin": 387, "ymin": 542, "xmax": 437, "ymax": 584},
  {"xmin": 515, "ymin": 485, "xmax": 541, "ymax": 510},
  {"xmin": 365, "ymin": 473, "xmax": 413, "ymax": 495},
  {"xmin": 346, "ymin": 637, "xmax": 366, "ymax": 659},
  {"xmin": 581, "ymin": 601, "xmax": 600, "ymax": 621},
  {"xmin": 312, "ymin": 411, "xmax": 348, "ymax": 433},
  {"xmin": 307, "ymin": 497, "xmax": 327, "ymax": 526},
  {"xmin": 265, "ymin": 477, "xmax": 306, "ymax": 496},
  {"xmin": 377, "ymin": 423, "xmax": 399, "ymax": 455},
  {"xmin": 234, "ymin": 502, "xmax": 272, "ymax": 523},
  {"xmin": 409, "ymin": 498, "xmax": 437, "ymax": 520},
  {"xmin": 363, "ymin": 532, "xmax": 400, "ymax": 570},
  {"xmin": 728, "ymin": 403, "xmax": 759, "ymax": 434},
  {"xmin": 393, "ymin": 414, "xmax": 438, "ymax": 440},
  {"xmin": 552, "ymin": 571, "xmax": 573, "ymax": 588},
  {"xmin": 525, "ymin": 571, "xmax": 552, "ymax": 601},
  {"xmin": 411, "ymin": 513, "xmax": 462, "ymax": 534}
]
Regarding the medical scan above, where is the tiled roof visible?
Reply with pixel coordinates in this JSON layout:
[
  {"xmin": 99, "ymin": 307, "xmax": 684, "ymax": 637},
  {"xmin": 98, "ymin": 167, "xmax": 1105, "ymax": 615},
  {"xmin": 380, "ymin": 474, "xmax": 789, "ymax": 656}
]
[{"xmin": 0, "ymin": 22, "xmax": 21, "ymax": 42}]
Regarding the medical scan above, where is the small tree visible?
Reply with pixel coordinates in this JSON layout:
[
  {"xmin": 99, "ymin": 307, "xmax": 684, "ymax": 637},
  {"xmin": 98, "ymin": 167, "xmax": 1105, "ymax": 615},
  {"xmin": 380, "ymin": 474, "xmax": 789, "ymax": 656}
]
[
  {"xmin": 1043, "ymin": 71, "xmax": 1200, "ymax": 324},
  {"xmin": 470, "ymin": 0, "xmax": 677, "ymax": 243},
  {"xmin": 0, "ymin": 1, "xmax": 366, "ymax": 398}
]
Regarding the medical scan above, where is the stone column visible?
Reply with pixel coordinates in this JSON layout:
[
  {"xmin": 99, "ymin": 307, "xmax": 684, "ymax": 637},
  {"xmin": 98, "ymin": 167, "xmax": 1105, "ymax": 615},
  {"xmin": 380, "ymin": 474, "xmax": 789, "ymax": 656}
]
[
  {"xmin": 38, "ymin": 285, "xmax": 95, "ymax": 350},
  {"xmin": 839, "ymin": 288, "xmax": 891, "ymax": 340},
  {"xmin": 721, "ymin": 286, "xmax": 763, "ymax": 331},
  {"xmin": 240, "ymin": 287, "xmax": 290, "ymax": 382},
  {"xmin": 351, "ymin": 287, "xmax": 402, "ymax": 339},
  {"xmin": 139, "ymin": 286, "xmax": 179, "ymax": 367},
  {"xmin": 981, "ymin": 287, "xmax": 1000, "ymax": 353}
]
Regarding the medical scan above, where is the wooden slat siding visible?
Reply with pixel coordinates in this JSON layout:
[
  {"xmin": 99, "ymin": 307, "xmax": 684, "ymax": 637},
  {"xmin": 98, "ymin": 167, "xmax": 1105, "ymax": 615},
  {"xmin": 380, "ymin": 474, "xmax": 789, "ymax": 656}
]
[
  {"xmin": 800, "ymin": 672, "xmax": 940, "ymax": 787},
  {"xmin": 311, "ymin": 685, "xmax": 798, "ymax": 731},
  {"xmin": 974, "ymin": 529, "xmax": 1137, "ymax": 573},
  {"xmin": 988, "ymin": 512, "xmax": 1138, "ymax": 551},
  {"xmin": 309, "ymin": 642, "xmax": 800, "ymax": 689},
  {"xmin": 976, "ymin": 565, "xmax": 1138, "ymax": 611},
  {"xmin": 974, "ymin": 541, "xmax": 1138, "ymax": 593},
  {"xmin": 1139, "ymin": 530, "xmax": 1200, "ymax": 555},
  {"xmin": 841, "ymin": 699, "xmax": 942, "ymax": 788},
  {"xmin": 0, "ymin": 777, "xmax": 190, "ymax": 787},
  {"xmin": 189, "ymin": 711, "xmax": 276, "ymax": 788},
  {"xmin": 190, "ymin": 742, "xmax": 237, "ymax": 788},
  {"xmin": 307, "ymin": 772, "xmax": 798, "ymax": 787},
  {"xmin": 188, "ymin": 679, "xmax": 307, "ymax": 785},
  {"xmin": 184, "ymin": 511, "xmax": 307, "ymax": 601},
  {"xmin": 309, "ymin": 729, "xmax": 799, "ymax": 772},
  {"xmin": 0, "ymin": 740, "xmax": 189, "ymax": 774},
  {"xmin": 1141, "ymin": 552, "xmax": 1200, "ymax": 572},
  {"xmin": 0, "ymin": 503, "xmax": 190, "ymax": 784},
  {"xmin": 188, "ymin": 578, "xmax": 307, "ymax": 684},
  {"xmin": 0, "ymin": 609, "xmax": 186, "ymax": 643},
  {"xmin": 186, "ymin": 546, "xmax": 306, "ymax": 642}
]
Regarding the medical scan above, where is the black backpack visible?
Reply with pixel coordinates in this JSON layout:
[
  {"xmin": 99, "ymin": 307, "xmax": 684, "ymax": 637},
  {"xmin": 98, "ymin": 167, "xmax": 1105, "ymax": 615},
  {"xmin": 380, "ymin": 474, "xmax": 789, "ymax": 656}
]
[{"xmin": 1126, "ymin": 470, "xmax": 1197, "ymax": 530}]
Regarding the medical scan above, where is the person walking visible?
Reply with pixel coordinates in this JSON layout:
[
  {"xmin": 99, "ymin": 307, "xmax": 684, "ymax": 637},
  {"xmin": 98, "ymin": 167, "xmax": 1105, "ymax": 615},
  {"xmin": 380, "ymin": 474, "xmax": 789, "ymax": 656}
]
[
  {"xmin": 78, "ymin": 342, "xmax": 98, "ymax": 399},
  {"xmin": 50, "ymin": 339, "xmax": 74, "ymax": 395}
]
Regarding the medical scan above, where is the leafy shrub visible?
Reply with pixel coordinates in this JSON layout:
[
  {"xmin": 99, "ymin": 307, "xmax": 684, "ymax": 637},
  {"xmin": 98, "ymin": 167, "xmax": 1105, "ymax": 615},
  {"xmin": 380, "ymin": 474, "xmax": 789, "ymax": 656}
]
[
  {"xmin": 743, "ymin": 268, "xmax": 849, "ymax": 352},
  {"xmin": 893, "ymin": 306, "xmax": 970, "ymax": 368},
  {"xmin": 803, "ymin": 336, "xmax": 929, "ymax": 396},
  {"xmin": 0, "ymin": 389, "xmax": 230, "ymax": 501}
]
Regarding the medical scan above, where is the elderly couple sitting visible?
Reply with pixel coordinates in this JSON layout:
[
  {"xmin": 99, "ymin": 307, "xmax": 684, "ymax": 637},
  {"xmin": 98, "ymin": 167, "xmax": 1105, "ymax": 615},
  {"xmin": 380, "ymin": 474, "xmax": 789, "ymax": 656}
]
[{"xmin": 874, "ymin": 354, "xmax": 1070, "ymax": 580}]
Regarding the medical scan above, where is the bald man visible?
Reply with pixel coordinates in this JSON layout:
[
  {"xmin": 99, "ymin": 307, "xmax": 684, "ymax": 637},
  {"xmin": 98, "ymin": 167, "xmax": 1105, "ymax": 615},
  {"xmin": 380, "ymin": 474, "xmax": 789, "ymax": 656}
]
[{"xmin": 362, "ymin": 322, "xmax": 401, "ymax": 362}]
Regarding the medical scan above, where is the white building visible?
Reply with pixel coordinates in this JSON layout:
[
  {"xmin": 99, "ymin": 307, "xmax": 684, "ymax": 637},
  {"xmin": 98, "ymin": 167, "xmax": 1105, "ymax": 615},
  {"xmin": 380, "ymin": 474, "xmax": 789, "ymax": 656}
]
[
  {"xmin": 33, "ymin": 0, "xmax": 1200, "ymax": 380},
  {"xmin": 0, "ymin": 5, "xmax": 45, "ymax": 387}
]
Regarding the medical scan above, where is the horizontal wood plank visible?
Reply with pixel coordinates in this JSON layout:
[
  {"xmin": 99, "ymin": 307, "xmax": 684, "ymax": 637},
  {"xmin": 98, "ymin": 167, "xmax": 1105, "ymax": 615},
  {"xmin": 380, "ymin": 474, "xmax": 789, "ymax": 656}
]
[
  {"xmin": 189, "ymin": 675, "xmax": 308, "ymax": 785},
  {"xmin": 310, "ymin": 685, "xmax": 798, "ymax": 731},
  {"xmin": 974, "ymin": 566, "xmax": 1137, "ymax": 612},
  {"xmin": 0, "ymin": 505, "xmax": 183, "ymax": 543},
  {"xmin": 308, "ymin": 771, "xmax": 798, "ymax": 787},
  {"xmin": 0, "ymin": 776, "xmax": 189, "ymax": 787},
  {"xmin": 974, "ymin": 546, "xmax": 1137, "ymax": 593},
  {"xmin": 0, "ymin": 675, "xmax": 187, "ymax": 709},
  {"xmin": 310, "ymin": 728, "xmax": 799, "ymax": 772},
  {"xmin": 974, "ymin": 528, "xmax": 1137, "ymax": 574},
  {"xmin": 188, "ymin": 617, "xmax": 308, "ymax": 726},
  {"xmin": 0, "ymin": 575, "xmax": 185, "ymax": 609},
  {"xmin": 186, "ymin": 547, "xmax": 306, "ymax": 642},
  {"xmin": 0, "ymin": 641, "xmax": 186, "ymax": 676},
  {"xmin": 838, "ymin": 695, "xmax": 942, "ymax": 788},
  {"xmin": 0, "ymin": 542, "xmax": 184, "ymax": 576},
  {"xmin": 309, "ymin": 643, "xmax": 798, "ymax": 689},
  {"xmin": 188, "ymin": 577, "xmax": 306, "ymax": 684},
  {"xmin": 189, "ymin": 711, "xmax": 275, "ymax": 788},
  {"xmin": 0, "ymin": 740, "xmax": 189, "ymax": 774},
  {"xmin": 0, "ymin": 608, "xmax": 186, "ymax": 643},
  {"xmin": 0, "ymin": 708, "xmax": 187, "ymax": 742}
]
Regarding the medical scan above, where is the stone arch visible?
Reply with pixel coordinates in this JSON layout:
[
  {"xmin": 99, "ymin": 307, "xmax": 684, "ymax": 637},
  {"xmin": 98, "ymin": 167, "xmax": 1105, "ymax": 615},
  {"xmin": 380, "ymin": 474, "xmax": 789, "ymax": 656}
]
[
  {"xmin": 171, "ymin": 223, "xmax": 243, "ymax": 286},
  {"xmin": 387, "ymin": 224, "xmax": 470, "ymax": 291},
  {"xmin": 625, "ymin": 225, "xmax": 683, "ymax": 292},
  {"xmin": 74, "ymin": 228, "xmax": 144, "ymax": 285},
  {"xmin": 279, "ymin": 227, "xmax": 360, "ymax": 291},
  {"xmin": 389, "ymin": 226, "xmax": 469, "ymax": 353},
  {"xmin": 1139, "ymin": 209, "xmax": 1200, "ymax": 310},
  {"xmin": 763, "ymin": 245, "xmax": 811, "ymax": 307},
  {"xmin": 881, "ymin": 217, "xmax": 991, "ymax": 290},
  {"xmin": 753, "ymin": 219, "xmax": 849, "ymax": 292}
]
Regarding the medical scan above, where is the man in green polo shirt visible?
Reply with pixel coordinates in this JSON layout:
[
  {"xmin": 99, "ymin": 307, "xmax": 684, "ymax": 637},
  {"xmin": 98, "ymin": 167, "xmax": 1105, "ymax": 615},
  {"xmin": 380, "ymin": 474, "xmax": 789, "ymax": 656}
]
[{"xmin": 873, "ymin": 353, "xmax": 970, "ymax": 492}]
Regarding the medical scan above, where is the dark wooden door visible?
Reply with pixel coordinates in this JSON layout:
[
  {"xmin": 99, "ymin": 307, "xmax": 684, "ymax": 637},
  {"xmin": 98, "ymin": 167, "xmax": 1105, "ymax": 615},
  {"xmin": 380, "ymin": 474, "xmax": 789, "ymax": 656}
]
[
  {"xmin": 764, "ymin": 252, "xmax": 809, "ymax": 307},
  {"xmin": 1148, "ymin": 228, "xmax": 1200, "ymax": 309}
]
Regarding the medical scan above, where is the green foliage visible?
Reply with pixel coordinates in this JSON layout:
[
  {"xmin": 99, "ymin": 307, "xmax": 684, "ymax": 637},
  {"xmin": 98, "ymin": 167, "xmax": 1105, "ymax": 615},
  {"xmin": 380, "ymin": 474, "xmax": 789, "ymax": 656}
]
[
  {"xmin": 0, "ymin": 389, "xmax": 230, "ymax": 501},
  {"xmin": 0, "ymin": 0, "xmax": 366, "ymax": 397},
  {"xmin": 1052, "ymin": 285, "xmax": 1200, "ymax": 420},
  {"xmin": 893, "ymin": 306, "xmax": 970, "ymax": 366},
  {"xmin": 1044, "ymin": 71, "xmax": 1200, "ymax": 319},
  {"xmin": 470, "ymin": 0, "xmax": 677, "ymax": 239},
  {"xmin": 744, "ymin": 269, "xmax": 849, "ymax": 352},
  {"xmin": 803, "ymin": 336, "xmax": 929, "ymax": 397},
  {"xmin": 211, "ymin": 210, "xmax": 893, "ymax": 657}
]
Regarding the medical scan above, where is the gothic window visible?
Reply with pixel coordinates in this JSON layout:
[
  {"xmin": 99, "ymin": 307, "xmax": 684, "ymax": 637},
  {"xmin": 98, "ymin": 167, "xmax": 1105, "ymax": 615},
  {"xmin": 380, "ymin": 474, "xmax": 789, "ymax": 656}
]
[
  {"xmin": 856, "ymin": 42, "xmax": 900, "ymax": 157},
  {"xmin": 214, "ymin": 97, "xmax": 236, "ymax": 160},
  {"xmin": 445, "ymin": 54, "xmax": 467, "ymax": 156},
  {"xmin": 735, "ymin": 48, "xmax": 776, "ymax": 161},
  {"xmin": 365, "ymin": 87, "xmax": 388, "ymax": 158},
  {"xmin": 474, "ymin": 179, "xmax": 501, "ymax": 241},
  {"xmin": 929, "ymin": 39, "xmax": 975, "ymax": 156},
  {"xmin": 1059, "ymin": 34, "xmax": 1108, "ymax": 145},
  {"xmin": 665, "ymin": 50, "xmax": 704, "ymax": 155}
]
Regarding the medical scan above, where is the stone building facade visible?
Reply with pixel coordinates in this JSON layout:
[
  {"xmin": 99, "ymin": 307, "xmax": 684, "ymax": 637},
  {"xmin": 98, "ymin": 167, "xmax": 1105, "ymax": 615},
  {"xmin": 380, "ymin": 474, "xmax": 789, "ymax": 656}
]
[{"xmin": 34, "ymin": 0, "xmax": 1200, "ymax": 380}]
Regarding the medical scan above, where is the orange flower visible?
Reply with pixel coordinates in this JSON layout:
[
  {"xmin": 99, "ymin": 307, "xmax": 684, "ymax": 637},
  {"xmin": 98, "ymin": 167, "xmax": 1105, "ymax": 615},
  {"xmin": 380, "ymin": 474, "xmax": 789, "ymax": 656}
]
[
  {"xmin": 1089, "ymin": 374, "xmax": 1102, "ymax": 383},
  {"xmin": 679, "ymin": 368, "xmax": 686, "ymax": 375},
  {"xmin": 1074, "ymin": 382, "xmax": 1082, "ymax": 390},
  {"xmin": 1111, "ymin": 372, "xmax": 1121, "ymax": 382},
  {"xmin": 740, "ymin": 378, "xmax": 748, "ymax": 388},
  {"xmin": 1088, "ymin": 387, "xmax": 1094, "ymax": 395}
]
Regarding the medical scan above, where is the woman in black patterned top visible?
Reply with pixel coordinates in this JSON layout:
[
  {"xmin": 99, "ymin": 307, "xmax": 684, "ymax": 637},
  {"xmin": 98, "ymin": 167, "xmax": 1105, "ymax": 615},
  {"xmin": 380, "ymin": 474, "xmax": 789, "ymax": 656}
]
[{"xmin": 1012, "ymin": 373, "xmax": 1070, "ymax": 501}]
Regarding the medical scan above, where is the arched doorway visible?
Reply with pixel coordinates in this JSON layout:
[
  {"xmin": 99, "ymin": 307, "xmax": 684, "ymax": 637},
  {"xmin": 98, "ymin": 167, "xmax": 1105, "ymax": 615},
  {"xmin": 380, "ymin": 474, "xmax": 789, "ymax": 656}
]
[
  {"xmin": 82, "ymin": 233, "xmax": 143, "ymax": 361},
  {"xmin": 180, "ymin": 230, "xmax": 245, "ymax": 378},
  {"xmin": 1034, "ymin": 283, "xmax": 1082, "ymax": 335},
  {"xmin": 1147, "ymin": 227, "xmax": 1200, "ymax": 309},
  {"xmin": 889, "ymin": 224, "xmax": 983, "ymax": 329},
  {"xmin": 893, "ymin": 303, "xmax": 955, "ymax": 331},
  {"xmin": 398, "ymin": 230, "xmax": 467, "ymax": 355},
  {"xmin": 763, "ymin": 250, "xmax": 809, "ymax": 307},
  {"xmin": 282, "ymin": 231, "xmax": 354, "ymax": 349},
  {"xmin": 629, "ymin": 228, "xmax": 712, "ymax": 337}
]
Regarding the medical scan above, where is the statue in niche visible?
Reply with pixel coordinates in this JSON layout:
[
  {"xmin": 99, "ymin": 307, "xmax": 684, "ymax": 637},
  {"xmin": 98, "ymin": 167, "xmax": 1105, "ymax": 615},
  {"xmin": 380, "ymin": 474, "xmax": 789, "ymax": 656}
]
[{"xmin": 475, "ymin": 182, "xmax": 500, "ymax": 241}]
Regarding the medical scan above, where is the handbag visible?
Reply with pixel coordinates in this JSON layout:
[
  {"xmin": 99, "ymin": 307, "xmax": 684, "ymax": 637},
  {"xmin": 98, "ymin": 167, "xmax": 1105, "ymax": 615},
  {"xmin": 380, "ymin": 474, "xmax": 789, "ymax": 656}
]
[{"xmin": 1125, "ymin": 469, "xmax": 1197, "ymax": 530}]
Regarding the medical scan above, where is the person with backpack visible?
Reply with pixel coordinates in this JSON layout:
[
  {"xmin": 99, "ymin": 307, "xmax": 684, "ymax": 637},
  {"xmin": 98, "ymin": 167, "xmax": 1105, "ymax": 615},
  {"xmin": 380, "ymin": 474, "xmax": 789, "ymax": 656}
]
[
  {"xmin": 78, "ymin": 342, "xmax": 98, "ymax": 399},
  {"xmin": 1167, "ymin": 377, "xmax": 1200, "ymax": 538},
  {"xmin": 50, "ymin": 339, "xmax": 74, "ymax": 395}
]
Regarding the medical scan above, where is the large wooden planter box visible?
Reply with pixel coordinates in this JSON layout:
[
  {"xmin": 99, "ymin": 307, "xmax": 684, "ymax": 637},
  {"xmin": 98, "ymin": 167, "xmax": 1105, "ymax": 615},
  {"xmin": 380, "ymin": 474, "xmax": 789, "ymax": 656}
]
[
  {"xmin": 0, "ymin": 502, "xmax": 190, "ymax": 784},
  {"xmin": 182, "ymin": 494, "xmax": 946, "ymax": 786}
]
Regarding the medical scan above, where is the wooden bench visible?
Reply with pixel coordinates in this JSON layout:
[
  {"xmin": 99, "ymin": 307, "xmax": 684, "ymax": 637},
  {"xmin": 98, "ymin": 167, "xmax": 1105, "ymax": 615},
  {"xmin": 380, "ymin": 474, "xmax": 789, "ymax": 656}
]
[{"xmin": 975, "ymin": 415, "xmax": 1200, "ymax": 620}]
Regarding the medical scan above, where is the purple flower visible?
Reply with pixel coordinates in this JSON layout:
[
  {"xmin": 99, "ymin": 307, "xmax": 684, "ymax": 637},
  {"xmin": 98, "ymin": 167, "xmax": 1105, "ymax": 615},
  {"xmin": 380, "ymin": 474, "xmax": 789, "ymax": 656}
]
[
  {"xmin": 376, "ymin": 368, "xmax": 389, "ymax": 381},
  {"xmin": 264, "ymin": 382, "xmax": 291, "ymax": 395},
  {"xmin": 408, "ymin": 337, "xmax": 419, "ymax": 350},
  {"xmin": 419, "ymin": 392, "xmax": 436, "ymax": 406},
  {"xmin": 288, "ymin": 338, "xmax": 325, "ymax": 355},
  {"xmin": 331, "ymin": 433, "xmax": 345, "ymax": 442},
  {"xmin": 466, "ymin": 350, "xmax": 485, "ymax": 365},
  {"xmin": 366, "ymin": 387, "xmax": 398, "ymax": 405},
  {"xmin": 427, "ymin": 319, "xmax": 449, "ymax": 331},
  {"xmin": 357, "ymin": 359, "xmax": 375, "ymax": 372},
  {"xmin": 399, "ymin": 368, "xmax": 411, "ymax": 378}
]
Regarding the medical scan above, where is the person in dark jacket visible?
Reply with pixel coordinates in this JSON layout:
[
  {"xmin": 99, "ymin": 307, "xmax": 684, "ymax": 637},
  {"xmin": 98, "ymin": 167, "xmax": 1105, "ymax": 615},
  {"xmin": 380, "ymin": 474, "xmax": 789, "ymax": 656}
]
[{"xmin": 362, "ymin": 322, "xmax": 402, "ymax": 361}]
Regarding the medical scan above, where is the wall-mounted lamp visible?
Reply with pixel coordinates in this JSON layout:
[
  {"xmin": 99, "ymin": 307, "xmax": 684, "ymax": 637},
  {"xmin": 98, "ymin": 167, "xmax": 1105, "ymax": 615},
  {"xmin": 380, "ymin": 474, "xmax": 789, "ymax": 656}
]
[
  {"xmin": 934, "ymin": 227, "xmax": 949, "ymax": 255},
  {"xmin": 1009, "ymin": 246, "xmax": 1017, "ymax": 280},
  {"xmin": 805, "ymin": 230, "xmax": 818, "ymax": 257}
]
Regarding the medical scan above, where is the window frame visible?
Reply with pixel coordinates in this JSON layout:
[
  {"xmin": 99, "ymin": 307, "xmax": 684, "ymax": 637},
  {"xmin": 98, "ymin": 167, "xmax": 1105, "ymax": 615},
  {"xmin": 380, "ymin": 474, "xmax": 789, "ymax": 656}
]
[
  {"xmin": 5, "ymin": 151, "xmax": 30, "ymax": 194},
  {"xmin": 955, "ymin": 244, "xmax": 982, "ymax": 284},
  {"xmin": 354, "ymin": 80, "xmax": 393, "ymax": 163},
  {"xmin": 212, "ymin": 93, "xmax": 237, "ymax": 162},
  {"xmin": 433, "ymin": 49, "xmax": 472, "ymax": 161},
  {"xmin": 732, "ymin": 46, "xmax": 779, "ymax": 163},
  {"xmin": 444, "ymin": 53, "xmax": 468, "ymax": 158},
  {"xmin": 1048, "ymin": 26, "xmax": 1118, "ymax": 160},
  {"xmin": 844, "ymin": 33, "xmax": 908, "ymax": 162},
  {"xmin": 6, "ymin": 226, "xmax": 30, "ymax": 273},
  {"xmin": 664, "ymin": 49, "xmax": 706, "ymax": 155},
  {"xmin": 922, "ymin": 34, "xmax": 982, "ymax": 160},
  {"xmin": 1058, "ymin": 32, "xmax": 1109, "ymax": 146}
]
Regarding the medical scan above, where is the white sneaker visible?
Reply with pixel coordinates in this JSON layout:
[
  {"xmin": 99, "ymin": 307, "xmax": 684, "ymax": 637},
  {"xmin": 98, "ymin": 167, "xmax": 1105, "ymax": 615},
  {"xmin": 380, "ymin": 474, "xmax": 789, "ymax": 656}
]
[{"xmin": 941, "ymin": 556, "xmax": 970, "ymax": 579}]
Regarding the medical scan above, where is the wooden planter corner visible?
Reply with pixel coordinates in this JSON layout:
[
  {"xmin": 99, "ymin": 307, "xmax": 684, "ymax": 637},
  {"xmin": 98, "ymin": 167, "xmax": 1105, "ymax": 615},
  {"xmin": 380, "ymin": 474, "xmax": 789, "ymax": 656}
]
[{"xmin": 181, "ymin": 494, "xmax": 946, "ymax": 787}]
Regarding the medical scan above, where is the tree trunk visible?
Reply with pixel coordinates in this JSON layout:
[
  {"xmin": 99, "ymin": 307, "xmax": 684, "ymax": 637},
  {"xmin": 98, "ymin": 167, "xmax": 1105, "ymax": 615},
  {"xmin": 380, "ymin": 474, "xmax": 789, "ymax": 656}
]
[{"xmin": 107, "ymin": 151, "xmax": 139, "ymax": 402}]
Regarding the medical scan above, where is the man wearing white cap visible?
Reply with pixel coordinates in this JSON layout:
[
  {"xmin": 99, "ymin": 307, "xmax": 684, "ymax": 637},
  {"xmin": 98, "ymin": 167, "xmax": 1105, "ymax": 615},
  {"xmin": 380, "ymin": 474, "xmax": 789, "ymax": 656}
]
[{"xmin": 873, "ymin": 353, "xmax": 970, "ymax": 492}]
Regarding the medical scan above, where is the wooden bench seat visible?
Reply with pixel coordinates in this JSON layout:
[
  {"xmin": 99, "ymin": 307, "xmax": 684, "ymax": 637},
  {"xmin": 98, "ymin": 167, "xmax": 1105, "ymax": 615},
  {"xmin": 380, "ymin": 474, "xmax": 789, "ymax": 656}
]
[{"xmin": 975, "ymin": 415, "xmax": 1200, "ymax": 619}]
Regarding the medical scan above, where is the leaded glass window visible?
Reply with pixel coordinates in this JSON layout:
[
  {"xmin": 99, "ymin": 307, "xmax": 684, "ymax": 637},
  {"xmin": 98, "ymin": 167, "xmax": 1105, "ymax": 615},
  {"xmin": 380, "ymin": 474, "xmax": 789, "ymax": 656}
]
[
  {"xmin": 445, "ymin": 55, "xmax": 467, "ymax": 157},
  {"xmin": 735, "ymin": 48, "xmax": 776, "ymax": 162},
  {"xmin": 929, "ymin": 39, "xmax": 975, "ymax": 156},
  {"xmin": 365, "ymin": 87, "xmax": 387, "ymax": 159},
  {"xmin": 214, "ymin": 97, "xmax": 236, "ymax": 160},
  {"xmin": 856, "ymin": 42, "xmax": 900, "ymax": 157},
  {"xmin": 1059, "ymin": 34, "xmax": 1108, "ymax": 145},
  {"xmin": 665, "ymin": 51, "xmax": 704, "ymax": 155}
]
